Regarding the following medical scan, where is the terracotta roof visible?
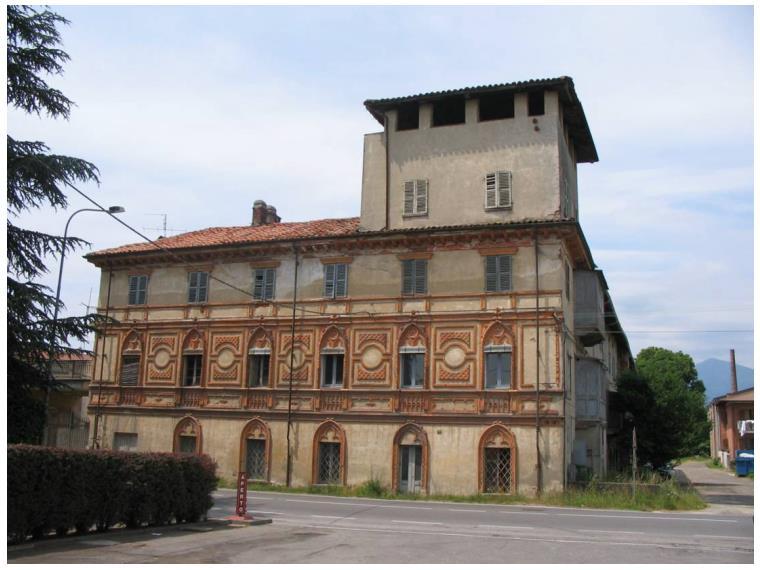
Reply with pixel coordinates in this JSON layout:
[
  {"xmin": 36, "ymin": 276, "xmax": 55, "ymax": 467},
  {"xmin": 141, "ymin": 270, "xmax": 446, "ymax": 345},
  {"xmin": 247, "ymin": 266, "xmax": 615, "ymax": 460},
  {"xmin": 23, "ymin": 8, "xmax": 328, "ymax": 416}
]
[
  {"xmin": 712, "ymin": 387, "xmax": 754, "ymax": 404},
  {"xmin": 364, "ymin": 76, "xmax": 598, "ymax": 164},
  {"xmin": 88, "ymin": 217, "xmax": 362, "ymax": 258}
]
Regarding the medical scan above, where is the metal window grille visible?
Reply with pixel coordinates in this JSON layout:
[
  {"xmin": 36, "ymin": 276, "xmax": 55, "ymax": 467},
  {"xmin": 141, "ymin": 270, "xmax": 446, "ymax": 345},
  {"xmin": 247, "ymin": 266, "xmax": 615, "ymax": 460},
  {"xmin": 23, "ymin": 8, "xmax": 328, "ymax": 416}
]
[
  {"xmin": 179, "ymin": 435, "xmax": 197, "ymax": 454},
  {"xmin": 246, "ymin": 439, "xmax": 267, "ymax": 480},
  {"xmin": 318, "ymin": 442, "xmax": 341, "ymax": 484},
  {"xmin": 484, "ymin": 447, "xmax": 511, "ymax": 493}
]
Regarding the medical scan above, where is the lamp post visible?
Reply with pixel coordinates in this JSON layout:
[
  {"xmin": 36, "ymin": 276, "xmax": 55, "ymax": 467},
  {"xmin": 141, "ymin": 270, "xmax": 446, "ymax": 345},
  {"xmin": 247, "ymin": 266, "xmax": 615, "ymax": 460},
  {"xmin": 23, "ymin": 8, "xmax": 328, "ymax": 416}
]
[{"xmin": 43, "ymin": 206, "xmax": 125, "ymax": 443}]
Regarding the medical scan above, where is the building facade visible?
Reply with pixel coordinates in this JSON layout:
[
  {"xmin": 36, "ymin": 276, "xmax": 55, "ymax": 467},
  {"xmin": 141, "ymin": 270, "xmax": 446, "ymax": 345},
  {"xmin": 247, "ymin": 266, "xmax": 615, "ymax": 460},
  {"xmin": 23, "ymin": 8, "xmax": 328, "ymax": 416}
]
[
  {"xmin": 86, "ymin": 77, "xmax": 632, "ymax": 495},
  {"xmin": 709, "ymin": 388, "xmax": 754, "ymax": 467}
]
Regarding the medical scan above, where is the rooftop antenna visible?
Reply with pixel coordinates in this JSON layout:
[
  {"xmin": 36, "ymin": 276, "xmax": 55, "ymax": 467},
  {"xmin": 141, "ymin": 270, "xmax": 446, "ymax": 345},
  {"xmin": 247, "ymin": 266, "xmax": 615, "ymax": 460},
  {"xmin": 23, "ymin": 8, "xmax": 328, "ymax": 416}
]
[{"xmin": 143, "ymin": 213, "xmax": 187, "ymax": 238}]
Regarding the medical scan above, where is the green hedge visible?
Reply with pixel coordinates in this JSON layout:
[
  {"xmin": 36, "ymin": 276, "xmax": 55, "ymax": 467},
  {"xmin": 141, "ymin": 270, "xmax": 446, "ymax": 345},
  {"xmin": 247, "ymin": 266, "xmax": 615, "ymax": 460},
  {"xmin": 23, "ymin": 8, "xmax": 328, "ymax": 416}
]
[{"xmin": 8, "ymin": 445, "xmax": 217, "ymax": 543}]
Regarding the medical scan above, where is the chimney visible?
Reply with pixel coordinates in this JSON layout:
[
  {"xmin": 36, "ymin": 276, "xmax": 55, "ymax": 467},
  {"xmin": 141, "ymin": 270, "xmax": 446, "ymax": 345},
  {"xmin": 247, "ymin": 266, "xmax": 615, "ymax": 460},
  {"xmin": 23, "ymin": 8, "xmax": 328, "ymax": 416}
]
[
  {"xmin": 252, "ymin": 200, "xmax": 267, "ymax": 226},
  {"xmin": 265, "ymin": 205, "xmax": 281, "ymax": 225},
  {"xmin": 729, "ymin": 349, "xmax": 738, "ymax": 393}
]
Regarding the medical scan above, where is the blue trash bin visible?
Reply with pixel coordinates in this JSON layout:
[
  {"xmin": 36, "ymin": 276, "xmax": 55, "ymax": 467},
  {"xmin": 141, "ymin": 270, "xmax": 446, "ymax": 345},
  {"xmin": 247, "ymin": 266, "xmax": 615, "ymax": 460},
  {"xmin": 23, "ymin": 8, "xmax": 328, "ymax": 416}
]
[{"xmin": 735, "ymin": 450, "xmax": 754, "ymax": 477}]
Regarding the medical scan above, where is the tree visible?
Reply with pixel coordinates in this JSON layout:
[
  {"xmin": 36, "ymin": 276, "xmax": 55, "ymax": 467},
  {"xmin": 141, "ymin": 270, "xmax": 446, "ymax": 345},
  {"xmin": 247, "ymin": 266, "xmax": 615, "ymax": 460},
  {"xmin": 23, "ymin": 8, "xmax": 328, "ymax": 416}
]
[
  {"xmin": 7, "ymin": 6, "xmax": 103, "ymax": 443},
  {"xmin": 611, "ymin": 347, "xmax": 710, "ymax": 468}
]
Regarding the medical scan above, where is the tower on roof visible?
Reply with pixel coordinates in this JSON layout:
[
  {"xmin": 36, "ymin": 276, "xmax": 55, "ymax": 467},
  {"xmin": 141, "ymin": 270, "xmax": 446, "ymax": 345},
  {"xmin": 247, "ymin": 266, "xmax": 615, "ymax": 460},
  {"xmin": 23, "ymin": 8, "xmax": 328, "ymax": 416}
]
[{"xmin": 359, "ymin": 77, "xmax": 597, "ymax": 232}]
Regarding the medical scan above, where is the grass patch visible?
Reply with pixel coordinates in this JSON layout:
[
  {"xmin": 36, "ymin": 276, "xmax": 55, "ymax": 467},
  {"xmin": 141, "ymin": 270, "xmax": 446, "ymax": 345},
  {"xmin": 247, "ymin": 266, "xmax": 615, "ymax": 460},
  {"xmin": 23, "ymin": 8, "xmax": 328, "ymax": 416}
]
[
  {"xmin": 238, "ymin": 477, "xmax": 705, "ymax": 512},
  {"xmin": 706, "ymin": 457, "xmax": 725, "ymax": 470}
]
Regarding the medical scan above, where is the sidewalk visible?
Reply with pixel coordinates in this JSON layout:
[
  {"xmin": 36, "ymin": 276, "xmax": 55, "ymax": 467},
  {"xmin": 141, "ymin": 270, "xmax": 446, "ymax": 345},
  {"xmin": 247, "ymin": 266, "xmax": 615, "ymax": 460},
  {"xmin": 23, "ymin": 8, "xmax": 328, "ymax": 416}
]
[{"xmin": 675, "ymin": 460, "xmax": 754, "ymax": 514}]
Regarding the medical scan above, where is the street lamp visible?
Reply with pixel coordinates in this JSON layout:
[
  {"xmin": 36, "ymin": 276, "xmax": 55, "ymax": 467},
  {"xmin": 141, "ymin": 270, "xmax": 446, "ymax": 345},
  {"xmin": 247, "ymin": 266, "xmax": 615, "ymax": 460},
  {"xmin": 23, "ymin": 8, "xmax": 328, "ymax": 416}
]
[{"xmin": 43, "ymin": 206, "xmax": 125, "ymax": 443}]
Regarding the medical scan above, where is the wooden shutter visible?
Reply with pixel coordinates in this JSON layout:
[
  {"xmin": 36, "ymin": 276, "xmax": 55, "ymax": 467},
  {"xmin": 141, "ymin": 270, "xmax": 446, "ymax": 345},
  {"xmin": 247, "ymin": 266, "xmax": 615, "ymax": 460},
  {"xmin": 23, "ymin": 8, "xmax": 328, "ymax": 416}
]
[
  {"xmin": 497, "ymin": 171, "xmax": 512, "ymax": 207},
  {"xmin": 415, "ymin": 180, "xmax": 428, "ymax": 215},
  {"xmin": 498, "ymin": 255, "xmax": 512, "ymax": 291},
  {"xmin": 402, "ymin": 260, "xmax": 414, "ymax": 294},
  {"xmin": 335, "ymin": 263, "xmax": 347, "ymax": 297},
  {"xmin": 198, "ymin": 272, "xmax": 208, "ymax": 302},
  {"xmin": 188, "ymin": 272, "xmax": 199, "ymax": 303},
  {"xmin": 414, "ymin": 259, "xmax": 427, "ymax": 294},
  {"xmin": 324, "ymin": 264, "xmax": 336, "ymax": 298},
  {"xmin": 120, "ymin": 355, "xmax": 140, "ymax": 386},
  {"xmin": 253, "ymin": 269, "xmax": 264, "ymax": 299},
  {"xmin": 404, "ymin": 181, "xmax": 415, "ymax": 215},
  {"xmin": 485, "ymin": 173, "xmax": 497, "ymax": 209},
  {"xmin": 128, "ymin": 277, "xmax": 138, "ymax": 305},
  {"xmin": 264, "ymin": 268, "xmax": 275, "ymax": 300},
  {"xmin": 485, "ymin": 256, "xmax": 498, "ymax": 292}
]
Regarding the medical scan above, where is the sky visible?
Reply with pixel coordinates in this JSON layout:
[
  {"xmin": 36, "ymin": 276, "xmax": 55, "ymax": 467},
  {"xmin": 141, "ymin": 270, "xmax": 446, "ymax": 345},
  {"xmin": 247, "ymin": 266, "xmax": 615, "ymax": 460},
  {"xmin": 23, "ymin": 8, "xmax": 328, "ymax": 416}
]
[{"xmin": 7, "ymin": 5, "xmax": 755, "ymax": 369}]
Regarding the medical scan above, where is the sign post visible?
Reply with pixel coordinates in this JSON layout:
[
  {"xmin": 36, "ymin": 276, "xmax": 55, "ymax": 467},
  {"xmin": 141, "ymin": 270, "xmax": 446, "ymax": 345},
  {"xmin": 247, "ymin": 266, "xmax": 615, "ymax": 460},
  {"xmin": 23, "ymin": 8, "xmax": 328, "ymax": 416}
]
[{"xmin": 226, "ymin": 471, "xmax": 254, "ymax": 522}]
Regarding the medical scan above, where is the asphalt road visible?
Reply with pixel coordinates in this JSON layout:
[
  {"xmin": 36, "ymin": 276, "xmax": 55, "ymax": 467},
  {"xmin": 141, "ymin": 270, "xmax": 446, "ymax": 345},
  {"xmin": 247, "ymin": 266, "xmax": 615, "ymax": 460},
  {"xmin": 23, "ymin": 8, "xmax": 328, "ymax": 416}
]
[{"xmin": 9, "ymin": 490, "xmax": 754, "ymax": 564}]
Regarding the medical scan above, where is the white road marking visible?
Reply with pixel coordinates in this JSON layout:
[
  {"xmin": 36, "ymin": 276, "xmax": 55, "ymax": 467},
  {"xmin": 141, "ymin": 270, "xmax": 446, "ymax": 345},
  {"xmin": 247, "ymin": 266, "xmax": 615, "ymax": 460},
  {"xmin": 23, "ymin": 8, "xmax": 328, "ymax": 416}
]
[
  {"xmin": 500, "ymin": 511, "xmax": 739, "ymax": 523},
  {"xmin": 251, "ymin": 511, "xmax": 285, "ymax": 516},
  {"xmin": 694, "ymin": 534, "xmax": 754, "ymax": 541},
  {"xmin": 578, "ymin": 529, "xmax": 644, "ymax": 535},
  {"xmin": 285, "ymin": 498, "xmax": 432, "ymax": 510},
  {"xmin": 311, "ymin": 515, "xmax": 356, "ymax": 520},
  {"xmin": 449, "ymin": 509, "xmax": 487, "ymax": 513},
  {"xmin": 273, "ymin": 521, "xmax": 753, "ymax": 554},
  {"xmin": 478, "ymin": 524, "xmax": 534, "ymax": 530},
  {"xmin": 391, "ymin": 520, "xmax": 443, "ymax": 525}
]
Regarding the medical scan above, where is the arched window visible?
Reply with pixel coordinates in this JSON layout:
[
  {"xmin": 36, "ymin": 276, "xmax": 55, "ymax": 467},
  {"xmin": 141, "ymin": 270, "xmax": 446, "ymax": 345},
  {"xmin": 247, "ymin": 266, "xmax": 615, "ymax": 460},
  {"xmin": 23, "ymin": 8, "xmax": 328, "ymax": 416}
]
[
  {"xmin": 120, "ymin": 330, "xmax": 143, "ymax": 386},
  {"xmin": 392, "ymin": 423, "xmax": 429, "ymax": 494},
  {"xmin": 174, "ymin": 416, "xmax": 202, "ymax": 454},
  {"xmin": 239, "ymin": 418, "xmax": 271, "ymax": 481},
  {"xmin": 398, "ymin": 324, "xmax": 427, "ymax": 389},
  {"xmin": 247, "ymin": 328, "xmax": 272, "ymax": 388},
  {"xmin": 181, "ymin": 330, "xmax": 205, "ymax": 387},
  {"xmin": 319, "ymin": 327, "xmax": 346, "ymax": 388},
  {"xmin": 312, "ymin": 420, "xmax": 346, "ymax": 485},
  {"xmin": 482, "ymin": 323, "xmax": 515, "ymax": 390},
  {"xmin": 479, "ymin": 424, "xmax": 517, "ymax": 494}
]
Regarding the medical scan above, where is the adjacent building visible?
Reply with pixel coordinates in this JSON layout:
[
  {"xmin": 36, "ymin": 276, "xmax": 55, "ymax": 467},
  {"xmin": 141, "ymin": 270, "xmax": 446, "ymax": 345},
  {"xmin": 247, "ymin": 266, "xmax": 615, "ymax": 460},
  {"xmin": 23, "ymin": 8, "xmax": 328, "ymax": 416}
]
[{"xmin": 86, "ymin": 77, "xmax": 632, "ymax": 495}]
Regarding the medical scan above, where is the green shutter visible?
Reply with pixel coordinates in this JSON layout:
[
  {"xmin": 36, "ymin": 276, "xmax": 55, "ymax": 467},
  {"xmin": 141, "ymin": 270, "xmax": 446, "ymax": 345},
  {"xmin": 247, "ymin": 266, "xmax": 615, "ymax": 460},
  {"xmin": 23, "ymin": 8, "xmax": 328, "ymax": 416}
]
[
  {"xmin": 414, "ymin": 259, "xmax": 427, "ymax": 294},
  {"xmin": 264, "ymin": 268, "xmax": 275, "ymax": 300},
  {"xmin": 499, "ymin": 255, "xmax": 512, "ymax": 291},
  {"xmin": 402, "ymin": 260, "xmax": 414, "ymax": 294},
  {"xmin": 485, "ymin": 256, "xmax": 498, "ymax": 292},
  {"xmin": 335, "ymin": 263, "xmax": 347, "ymax": 297}
]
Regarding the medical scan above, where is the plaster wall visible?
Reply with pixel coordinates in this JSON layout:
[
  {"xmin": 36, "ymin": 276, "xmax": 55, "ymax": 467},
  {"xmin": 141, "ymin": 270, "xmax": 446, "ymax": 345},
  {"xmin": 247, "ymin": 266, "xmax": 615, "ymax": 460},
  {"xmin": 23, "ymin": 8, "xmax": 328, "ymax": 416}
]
[{"xmin": 96, "ymin": 412, "xmax": 563, "ymax": 496}]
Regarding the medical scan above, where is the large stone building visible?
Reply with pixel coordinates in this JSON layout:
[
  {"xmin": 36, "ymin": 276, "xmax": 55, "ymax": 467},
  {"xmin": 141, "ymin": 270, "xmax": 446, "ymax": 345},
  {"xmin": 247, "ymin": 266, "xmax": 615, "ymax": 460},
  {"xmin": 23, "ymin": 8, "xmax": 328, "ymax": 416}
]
[{"xmin": 86, "ymin": 77, "xmax": 632, "ymax": 495}]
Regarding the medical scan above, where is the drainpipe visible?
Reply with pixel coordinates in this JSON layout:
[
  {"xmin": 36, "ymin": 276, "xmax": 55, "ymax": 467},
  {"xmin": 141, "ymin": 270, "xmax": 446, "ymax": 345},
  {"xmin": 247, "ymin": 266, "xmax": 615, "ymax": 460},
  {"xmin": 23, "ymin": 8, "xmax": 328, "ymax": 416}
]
[
  {"xmin": 285, "ymin": 244, "xmax": 299, "ymax": 487},
  {"xmin": 91, "ymin": 268, "xmax": 113, "ymax": 449},
  {"xmin": 384, "ymin": 113, "xmax": 391, "ymax": 230},
  {"xmin": 534, "ymin": 228, "xmax": 542, "ymax": 495}
]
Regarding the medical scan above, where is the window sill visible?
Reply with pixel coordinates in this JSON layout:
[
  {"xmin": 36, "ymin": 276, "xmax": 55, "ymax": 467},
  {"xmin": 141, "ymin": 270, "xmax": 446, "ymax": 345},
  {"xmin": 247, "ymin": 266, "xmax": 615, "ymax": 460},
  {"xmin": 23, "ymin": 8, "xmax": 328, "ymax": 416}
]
[
  {"xmin": 402, "ymin": 213, "xmax": 428, "ymax": 219},
  {"xmin": 484, "ymin": 206, "xmax": 513, "ymax": 212}
]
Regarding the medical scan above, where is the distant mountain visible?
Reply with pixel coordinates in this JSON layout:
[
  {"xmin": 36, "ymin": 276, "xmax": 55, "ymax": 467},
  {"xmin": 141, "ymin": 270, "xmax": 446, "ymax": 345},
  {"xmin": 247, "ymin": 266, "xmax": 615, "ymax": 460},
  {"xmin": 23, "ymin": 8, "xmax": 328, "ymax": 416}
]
[{"xmin": 696, "ymin": 358, "xmax": 754, "ymax": 403}]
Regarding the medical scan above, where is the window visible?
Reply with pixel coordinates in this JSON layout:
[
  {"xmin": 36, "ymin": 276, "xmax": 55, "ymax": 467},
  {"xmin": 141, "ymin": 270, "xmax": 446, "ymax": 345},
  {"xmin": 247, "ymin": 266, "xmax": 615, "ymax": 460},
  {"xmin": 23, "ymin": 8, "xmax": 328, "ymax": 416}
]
[
  {"xmin": 400, "ymin": 350, "xmax": 425, "ymax": 388},
  {"xmin": 485, "ymin": 255, "xmax": 512, "ymax": 292},
  {"xmin": 253, "ymin": 268, "xmax": 275, "ymax": 300},
  {"xmin": 187, "ymin": 271, "xmax": 209, "ymax": 303},
  {"xmin": 396, "ymin": 102, "xmax": 419, "ymax": 131},
  {"xmin": 183, "ymin": 354, "xmax": 203, "ymax": 386},
  {"xmin": 113, "ymin": 432, "xmax": 138, "ymax": 452},
  {"xmin": 485, "ymin": 171, "xmax": 512, "ymax": 209},
  {"xmin": 479, "ymin": 92, "xmax": 515, "ymax": 121},
  {"xmin": 402, "ymin": 259, "xmax": 428, "ymax": 295},
  {"xmin": 528, "ymin": 90, "xmax": 545, "ymax": 116},
  {"xmin": 432, "ymin": 96, "xmax": 465, "ymax": 126},
  {"xmin": 317, "ymin": 442, "xmax": 342, "ymax": 484},
  {"xmin": 399, "ymin": 445, "xmax": 422, "ymax": 493},
  {"xmin": 128, "ymin": 275, "xmax": 148, "ymax": 305},
  {"xmin": 324, "ymin": 263, "xmax": 348, "ymax": 298},
  {"xmin": 321, "ymin": 353, "xmax": 344, "ymax": 387},
  {"xmin": 247, "ymin": 353, "xmax": 270, "ymax": 387},
  {"xmin": 120, "ymin": 355, "xmax": 141, "ymax": 386},
  {"xmin": 484, "ymin": 447, "xmax": 512, "ymax": 493},
  {"xmin": 179, "ymin": 435, "xmax": 197, "ymax": 454},
  {"xmin": 245, "ymin": 439, "xmax": 267, "ymax": 480},
  {"xmin": 485, "ymin": 347, "xmax": 512, "ymax": 389},
  {"xmin": 403, "ymin": 180, "xmax": 428, "ymax": 216}
]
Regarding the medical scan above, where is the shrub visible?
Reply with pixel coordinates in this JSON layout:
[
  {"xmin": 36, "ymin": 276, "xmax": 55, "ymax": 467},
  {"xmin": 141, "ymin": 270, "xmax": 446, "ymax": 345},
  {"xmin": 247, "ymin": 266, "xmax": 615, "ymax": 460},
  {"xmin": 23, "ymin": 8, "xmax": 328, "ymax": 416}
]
[{"xmin": 7, "ymin": 445, "xmax": 217, "ymax": 543}]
